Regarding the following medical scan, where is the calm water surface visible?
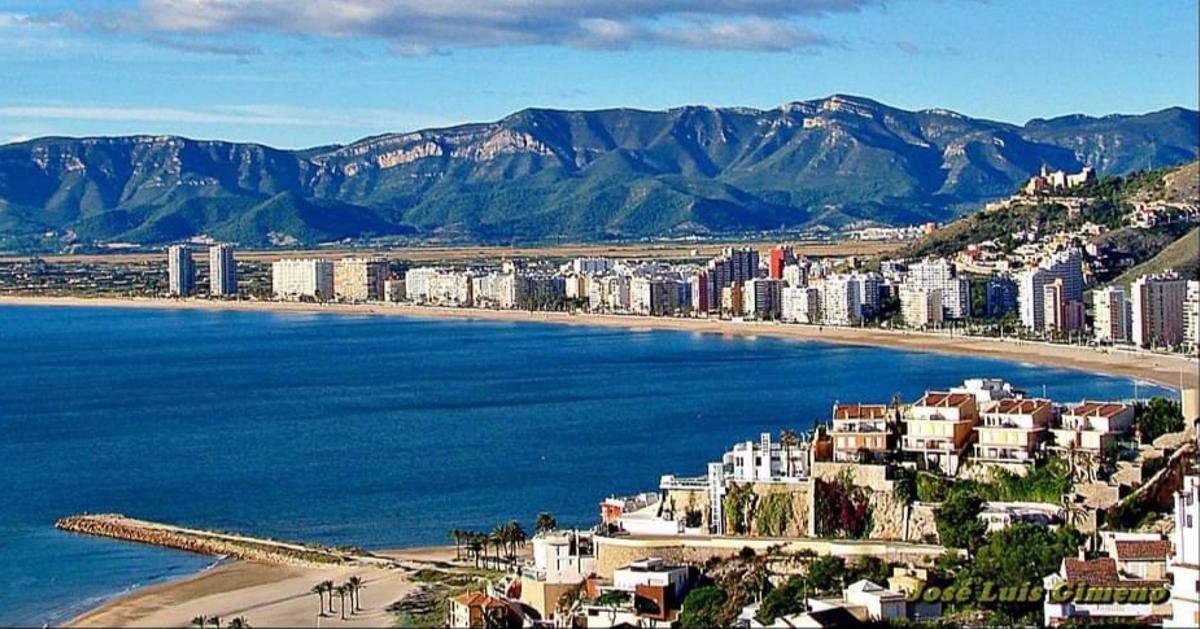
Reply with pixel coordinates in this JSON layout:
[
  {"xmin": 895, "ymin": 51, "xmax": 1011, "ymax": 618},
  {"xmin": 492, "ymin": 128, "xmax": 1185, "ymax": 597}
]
[{"xmin": 0, "ymin": 305, "xmax": 1170, "ymax": 625}]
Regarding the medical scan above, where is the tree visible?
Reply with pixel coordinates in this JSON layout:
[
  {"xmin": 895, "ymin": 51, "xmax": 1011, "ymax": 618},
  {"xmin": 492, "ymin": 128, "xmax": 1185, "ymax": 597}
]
[
  {"xmin": 449, "ymin": 528, "xmax": 464, "ymax": 561},
  {"xmin": 311, "ymin": 584, "xmax": 327, "ymax": 617},
  {"xmin": 780, "ymin": 429, "xmax": 800, "ymax": 477},
  {"xmin": 756, "ymin": 576, "xmax": 808, "ymax": 625},
  {"xmin": 468, "ymin": 534, "xmax": 484, "ymax": 569},
  {"xmin": 679, "ymin": 585, "xmax": 728, "ymax": 628},
  {"xmin": 322, "ymin": 580, "xmax": 335, "ymax": 615},
  {"xmin": 807, "ymin": 555, "xmax": 847, "ymax": 594},
  {"xmin": 348, "ymin": 575, "xmax": 364, "ymax": 612},
  {"xmin": 534, "ymin": 512, "xmax": 557, "ymax": 534},
  {"xmin": 335, "ymin": 584, "xmax": 349, "ymax": 620},
  {"xmin": 191, "ymin": 616, "xmax": 207, "ymax": 629},
  {"xmin": 1136, "ymin": 398, "xmax": 1184, "ymax": 444},
  {"xmin": 228, "ymin": 618, "xmax": 250, "ymax": 629},
  {"xmin": 742, "ymin": 563, "xmax": 772, "ymax": 603},
  {"xmin": 959, "ymin": 523, "xmax": 1084, "ymax": 621},
  {"xmin": 504, "ymin": 520, "xmax": 528, "ymax": 557},
  {"xmin": 935, "ymin": 490, "xmax": 986, "ymax": 552}
]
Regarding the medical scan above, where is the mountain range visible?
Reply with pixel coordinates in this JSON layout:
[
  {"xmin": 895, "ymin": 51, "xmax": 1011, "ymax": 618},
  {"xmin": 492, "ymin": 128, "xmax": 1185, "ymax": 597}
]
[{"xmin": 0, "ymin": 95, "xmax": 1196, "ymax": 248}]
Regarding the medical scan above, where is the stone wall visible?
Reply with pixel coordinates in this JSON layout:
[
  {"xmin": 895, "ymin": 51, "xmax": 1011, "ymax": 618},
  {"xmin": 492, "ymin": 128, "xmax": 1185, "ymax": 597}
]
[
  {"xmin": 593, "ymin": 535, "xmax": 952, "ymax": 578},
  {"xmin": 810, "ymin": 462, "xmax": 894, "ymax": 492},
  {"xmin": 747, "ymin": 482, "xmax": 810, "ymax": 538}
]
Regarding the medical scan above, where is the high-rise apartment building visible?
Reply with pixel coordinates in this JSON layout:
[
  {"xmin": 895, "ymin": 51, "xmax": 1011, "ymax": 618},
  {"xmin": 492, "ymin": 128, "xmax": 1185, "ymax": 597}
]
[
  {"xmin": 1131, "ymin": 271, "xmax": 1189, "ymax": 348},
  {"xmin": 905, "ymin": 258, "xmax": 969, "ymax": 319},
  {"xmin": 271, "ymin": 258, "xmax": 335, "ymax": 301},
  {"xmin": 208, "ymin": 244, "xmax": 237, "ymax": 297},
  {"xmin": 1093, "ymin": 286, "xmax": 1130, "ymax": 343},
  {"xmin": 1018, "ymin": 249, "xmax": 1083, "ymax": 331},
  {"xmin": 1185, "ymin": 280, "xmax": 1200, "ymax": 353},
  {"xmin": 167, "ymin": 245, "xmax": 195, "ymax": 296},
  {"xmin": 333, "ymin": 257, "xmax": 388, "ymax": 302},
  {"xmin": 703, "ymin": 247, "xmax": 759, "ymax": 313}
]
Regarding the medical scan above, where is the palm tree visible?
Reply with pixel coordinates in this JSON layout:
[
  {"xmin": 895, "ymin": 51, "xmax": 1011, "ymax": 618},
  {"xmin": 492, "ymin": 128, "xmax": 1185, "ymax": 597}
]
[
  {"xmin": 208, "ymin": 616, "xmax": 221, "ymax": 628},
  {"xmin": 191, "ymin": 616, "xmax": 207, "ymax": 629},
  {"xmin": 534, "ymin": 512, "xmax": 557, "ymax": 534},
  {"xmin": 311, "ymin": 583, "xmax": 327, "ymax": 617},
  {"xmin": 348, "ymin": 575, "xmax": 364, "ymax": 612},
  {"xmin": 449, "ymin": 528, "xmax": 464, "ymax": 561},
  {"xmin": 322, "ymin": 580, "xmax": 336, "ymax": 615},
  {"xmin": 780, "ymin": 429, "xmax": 799, "ymax": 477},
  {"xmin": 335, "ymin": 584, "xmax": 349, "ymax": 620},
  {"xmin": 228, "ymin": 618, "xmax": 250, "ymax": 629},
  {"xmin": 490, "ymin": 526, "xmax": 506, "ymax": 566},
  {"xmin": 504, "ymin": 520, "xmax": 527, "ymax": 558},
  {"xmin": 468, "ymin": 534, "xmax": 484, "ymax": 569}
]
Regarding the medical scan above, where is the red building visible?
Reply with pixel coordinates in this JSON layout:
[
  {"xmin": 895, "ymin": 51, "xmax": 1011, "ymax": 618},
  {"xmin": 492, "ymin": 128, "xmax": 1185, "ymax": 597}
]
[{"xmin": 769, "ymin": 247, "xmax": 788, "ymax": 279}]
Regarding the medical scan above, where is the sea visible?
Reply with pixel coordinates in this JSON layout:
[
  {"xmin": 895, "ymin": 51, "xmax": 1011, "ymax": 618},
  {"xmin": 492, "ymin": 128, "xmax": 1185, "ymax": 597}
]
[{"xmin": 0, "ymin": 304, "xmax": 1172, "ymax": 625}]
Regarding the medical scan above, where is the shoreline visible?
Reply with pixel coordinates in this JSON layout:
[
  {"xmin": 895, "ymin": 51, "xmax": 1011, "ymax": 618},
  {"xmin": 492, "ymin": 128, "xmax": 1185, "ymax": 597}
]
[
  {"xmin": 2, "ymin": 294, "xmax": 1195, "ymax": 390},
  {"xmin": 66, "ymin": 546, "xmax": 457, "ymax": 628}
]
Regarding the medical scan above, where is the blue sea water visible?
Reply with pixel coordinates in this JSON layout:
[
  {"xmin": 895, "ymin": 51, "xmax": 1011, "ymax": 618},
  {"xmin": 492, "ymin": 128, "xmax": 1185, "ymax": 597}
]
[{"xmin": 0, "ymin": 305, "xmax": 1172, "ymax": 625}]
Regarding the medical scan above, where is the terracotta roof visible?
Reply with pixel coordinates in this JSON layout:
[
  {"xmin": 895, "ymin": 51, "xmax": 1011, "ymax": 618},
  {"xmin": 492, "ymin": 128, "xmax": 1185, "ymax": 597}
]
[
  {"xmin": 1067, "ymin": 401, "xmax": 1131, "ymax": 419},
  {"xmin": 1062, "ymin": 558, "xmax": 1167, "ymax": 588},
  {"xmin": 987, "ymin": 398, "xmax": 1052, "ymax": 415},
  {"xmin": 916, "ymin": 392, "xmax": 974, "ymax": 408},
  {"xmin": 1115, "ymin": 540, "xmax": 1172, "ymax": 561},
  {"xmin": 833, "ymin": 404, "xmax": 889, "ymax": 420},
  {"xmin": 453, "ymin": 592, "xmax": 511, "ymax": 610}
]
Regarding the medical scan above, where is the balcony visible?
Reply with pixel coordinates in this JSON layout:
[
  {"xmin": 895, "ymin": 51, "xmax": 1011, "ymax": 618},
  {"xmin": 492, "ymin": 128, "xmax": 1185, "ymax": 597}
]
[
  {"xmin": 902, "ymin": 436, "xmax": 956, "ymax": 452},
  {"xmin": 973, "ymin": 445, "xmax": 1033, "ymax": 463},
  {"xmin": 831, "ymin": 421, "xmax": 889, "ymax": 434},
  {"xmin": 659, "ymin": 475, "xmax": 708, "ymax": 490}
]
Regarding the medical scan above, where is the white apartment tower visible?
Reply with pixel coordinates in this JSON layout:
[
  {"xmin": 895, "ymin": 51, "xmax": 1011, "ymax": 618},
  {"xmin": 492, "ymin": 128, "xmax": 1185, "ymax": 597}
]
[
  {"xmin": 1018, "ymin": 249, "xmax": 1083, "ymax": 331},
  {"xmin": 208, "ymin": 244, "xmax": 237, "ymax": 297},
  {"xmin": 1093, "ymin": 286, "xmax": 1130, "ymax": 343},
  {"xmin": 167, "ymin": 245, "xmax": 195, "ymax": 296},
  {"xmin": 1185, "ymin": 280, "xmax": 1200, "ymax": 353},
  {"xmin": 905, "ymin": 258, "xmax": 969, "ymax": 319},
  {"xmin": 271, "ymin": 258, "xmax": 335, "ymax": 301},
  {"xmin": 1131, "ymin": 271, "xmax": 1188, "ymax": 348},
  {"xmin": 820, "ymin": 274, "xmax": 862, "ymax": 325}
]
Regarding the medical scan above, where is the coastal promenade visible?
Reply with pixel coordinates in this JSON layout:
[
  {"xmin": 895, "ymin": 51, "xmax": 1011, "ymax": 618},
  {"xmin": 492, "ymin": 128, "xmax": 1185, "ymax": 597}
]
[{"xmin": 3, "ymin": 295, "xmax": 1196, "ymax": 390}]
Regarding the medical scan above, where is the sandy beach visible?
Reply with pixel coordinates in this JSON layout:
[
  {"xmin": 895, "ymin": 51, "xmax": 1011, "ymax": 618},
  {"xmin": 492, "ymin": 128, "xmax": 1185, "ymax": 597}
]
[
  {"xmin": 3, "ymin": 295, "xmax": 1195, "ymax": 390},
  {"xmin": 68, "ymin": 547, "xmax": 463, "ymax": 628}
]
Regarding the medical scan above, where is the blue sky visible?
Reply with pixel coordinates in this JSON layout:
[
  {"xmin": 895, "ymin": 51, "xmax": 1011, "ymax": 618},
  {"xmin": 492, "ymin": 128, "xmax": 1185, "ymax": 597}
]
[{"xmin": 0, "ymin": 0, "xmax": 1196, "ymax": 148}]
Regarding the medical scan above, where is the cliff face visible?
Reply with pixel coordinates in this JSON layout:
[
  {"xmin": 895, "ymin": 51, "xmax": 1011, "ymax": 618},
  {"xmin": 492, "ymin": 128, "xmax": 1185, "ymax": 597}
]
[{"xmin": 1, "ymin": 97, "xmax": 1196, "ymax": 247}]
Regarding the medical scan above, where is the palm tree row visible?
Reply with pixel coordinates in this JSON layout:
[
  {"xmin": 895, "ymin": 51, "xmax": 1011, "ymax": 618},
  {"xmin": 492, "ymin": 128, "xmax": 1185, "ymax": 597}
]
[
  {"xmin": 448, "ymin": 519, "xmax": 531, "ymax": 569},
  {"xmin": 310, "ymin": 576, "xmax": 365, "ymax": 620},
  {"xmin": 191, "ymin": 616, "xmax": 249, "ymax": 628}
]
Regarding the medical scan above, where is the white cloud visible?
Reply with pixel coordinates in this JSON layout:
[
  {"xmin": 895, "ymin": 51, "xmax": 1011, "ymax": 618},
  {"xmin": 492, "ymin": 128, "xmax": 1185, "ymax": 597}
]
[
  {"xmin": 32, "ymin": 0, "xmax": 883, "ymax": 54},
  {"xmin": 0, "ymin": 103, "xmax": 458, "ymax": 132}
]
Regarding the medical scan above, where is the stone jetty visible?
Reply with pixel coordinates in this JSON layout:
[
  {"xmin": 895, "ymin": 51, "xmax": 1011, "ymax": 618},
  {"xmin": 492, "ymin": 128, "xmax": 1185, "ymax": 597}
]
[{"xmin": 56, "ymin": 513, "xmax": 400, "ymax": 569}]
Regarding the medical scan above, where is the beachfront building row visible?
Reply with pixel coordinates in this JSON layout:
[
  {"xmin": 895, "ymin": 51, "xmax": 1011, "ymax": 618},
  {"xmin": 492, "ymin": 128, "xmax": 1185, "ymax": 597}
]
[
  {"xmin": 258, "ymin": 246, "xmax": 1198, "ymax": 354},
  {"xmin": 269, "ymin": 257, "xmax": 389, "ymax": 302},
  {"xmin": 166, "ymin": 243, "xmax": 237, "ymax": 297}
]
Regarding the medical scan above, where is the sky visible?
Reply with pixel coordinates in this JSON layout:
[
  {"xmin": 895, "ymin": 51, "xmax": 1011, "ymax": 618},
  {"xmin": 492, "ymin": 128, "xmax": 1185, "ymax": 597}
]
[{"xmin": 0, "ymin": 0, "xmax": 1196, "ymax": 148}]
